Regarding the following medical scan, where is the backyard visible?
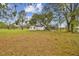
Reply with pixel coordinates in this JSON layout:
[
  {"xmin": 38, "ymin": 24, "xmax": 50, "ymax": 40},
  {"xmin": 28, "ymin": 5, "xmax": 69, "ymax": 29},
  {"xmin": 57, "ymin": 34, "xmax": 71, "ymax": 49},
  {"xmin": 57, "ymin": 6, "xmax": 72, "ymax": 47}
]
[{"xmin": 0, "ymin": 29, "xmax": 79, "ymax": 56}]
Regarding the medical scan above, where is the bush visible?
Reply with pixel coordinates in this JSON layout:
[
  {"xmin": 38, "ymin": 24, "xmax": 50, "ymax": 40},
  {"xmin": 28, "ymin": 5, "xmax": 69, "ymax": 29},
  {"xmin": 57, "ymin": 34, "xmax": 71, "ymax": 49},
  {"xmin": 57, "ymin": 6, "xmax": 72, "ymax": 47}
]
[{"xmin": 0, "ymin": 22, "xmax": 7, "ymax": 29}]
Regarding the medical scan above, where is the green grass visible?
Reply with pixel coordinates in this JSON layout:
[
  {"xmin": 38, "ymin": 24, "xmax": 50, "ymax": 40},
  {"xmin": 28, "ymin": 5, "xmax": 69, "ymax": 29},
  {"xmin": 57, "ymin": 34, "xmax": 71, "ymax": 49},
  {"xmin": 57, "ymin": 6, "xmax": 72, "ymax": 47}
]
[{"xmin": 0, "ymin": 29, "xmax": 79, "ymax": 56}]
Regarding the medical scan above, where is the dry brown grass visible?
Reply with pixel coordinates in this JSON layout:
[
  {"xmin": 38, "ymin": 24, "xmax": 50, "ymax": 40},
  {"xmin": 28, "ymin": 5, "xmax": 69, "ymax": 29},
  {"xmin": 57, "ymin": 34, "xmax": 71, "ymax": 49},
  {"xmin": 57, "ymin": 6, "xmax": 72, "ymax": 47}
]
[{"xmin": 0, "ymin": 29, "xmax": 79, "ymax": 56}]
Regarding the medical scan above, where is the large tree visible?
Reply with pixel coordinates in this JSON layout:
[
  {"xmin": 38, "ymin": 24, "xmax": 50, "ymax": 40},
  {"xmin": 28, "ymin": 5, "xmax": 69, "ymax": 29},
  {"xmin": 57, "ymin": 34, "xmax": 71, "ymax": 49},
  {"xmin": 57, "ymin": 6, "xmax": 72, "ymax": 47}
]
[
  {"xmin": 43, "ymin": 3, "xmax": 79, "ymax": 32},
  {"xmin": 16, "ymin": 10, "xmax": 26, "ymax": 30},
  {"xmin": 58, "ymin": 3, "xmax": 79, "ymax": 32},
  {"xmin": 0, "ymin": 3, "xmax": 17, "ymax": 29},
  {"xmin": 29, "ymin": 11, "xmax": 53, "ymax": 30}
]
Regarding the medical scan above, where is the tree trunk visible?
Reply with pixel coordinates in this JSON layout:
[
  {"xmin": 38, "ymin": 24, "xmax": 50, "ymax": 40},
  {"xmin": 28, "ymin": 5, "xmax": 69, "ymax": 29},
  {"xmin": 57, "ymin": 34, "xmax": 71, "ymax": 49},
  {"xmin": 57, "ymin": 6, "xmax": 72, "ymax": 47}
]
[
  {"xmin": 7, "ymin": 25, "xmax": 10, "ymax": 29},
  {"xmin": 70, "ymin": 15, "xmax": 75, "ymax": 33},
  {"xmin": 71, "ymin": 24, "xmax": 74, "ymax": 32},
  {"xmin": 64, "ymin": 14, "xmax": 70, "ymax": 32},
  {"xmin": 67, "ymin": 22, "xmax": 70, "ymax": 32},
  {"xmin": 20, "ymin": 22, "xmax": 24, "ymax": 30},
  {"xmin": 59, "ymin": 24, "xmax": 61, "ymax": 32},
  {"xmin": 21, "ymin": 26, "xmax": 23, "ymax": 30},
  {"xmin": 22, "ymin": 27, "xmax": 23, "ymax": 30}
]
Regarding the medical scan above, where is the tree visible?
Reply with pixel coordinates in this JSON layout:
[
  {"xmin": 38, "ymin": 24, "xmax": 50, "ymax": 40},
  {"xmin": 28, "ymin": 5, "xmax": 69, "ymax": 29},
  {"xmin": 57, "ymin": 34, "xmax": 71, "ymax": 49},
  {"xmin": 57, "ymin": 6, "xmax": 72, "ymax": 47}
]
[
  {"xmin": 0, "ymin": 3, "xmax": 17, "ymax": 29},
  {"xmin": 29, "ymin": 14, "xmax": 38, "ymax": 26},
  {"xmin": 59, "ymin": 3, "xmax": 79, "ymax": 32},
  {"xmin": 0, "ymin": 3, "xmax": 7, "ymax": 19},
  {"xmin": 0, "ymin": 3, "xmax": 12, "ymax": 29},
  {"xmin": 17, "ymin": 10, "xmax": 26, "ymax": 30},
  {"xmin": 43, "ymin": 3, "xmax": 79, "ymax": 32},
  {"xmin": 42, "ymin": 3, "xmax": 64, "ymax": 30},
  {"xmin": 56, "ymin": 13, "xmax": 65, "ymax": 31},
  {"xmin": 41, "ymin": 11, "xmax": 53, "ymax": 30},
  {"xmin": 29, "ymin": 11, "xmax": 53, "ymax": 30}
]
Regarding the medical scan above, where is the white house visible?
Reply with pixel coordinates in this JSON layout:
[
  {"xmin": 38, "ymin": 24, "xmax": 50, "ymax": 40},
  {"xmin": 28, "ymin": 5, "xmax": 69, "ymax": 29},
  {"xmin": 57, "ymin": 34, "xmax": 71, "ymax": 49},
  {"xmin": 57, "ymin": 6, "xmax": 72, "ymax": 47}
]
[
  {"xmin": 29, "ymin": 25, "xmax": 45, "ymax": 30},
  {"xmin": 75, "ymin": 26, "xmax": 79, "ymax": 32}
]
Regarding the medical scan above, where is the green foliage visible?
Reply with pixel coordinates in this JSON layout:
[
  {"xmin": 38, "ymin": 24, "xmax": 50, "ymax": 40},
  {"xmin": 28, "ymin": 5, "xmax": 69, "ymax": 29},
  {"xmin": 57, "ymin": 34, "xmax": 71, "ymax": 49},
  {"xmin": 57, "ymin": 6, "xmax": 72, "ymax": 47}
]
[
  {"xmin": 15, "ymin": 10, "xmax": 26, "ymax": 30},
  {"xmin": 15, "ymin": 19, "xmax": 19, "ymax": 25},
  {"xmin": 29, "ymin": 19, "xmax": 36, "ymax": 25},
  {"xmin": 29, "ymin": 11, "xmax": 53, "ymax": 30},
  {"xmin": 12, "ymin": 11, "xmax": 17, "ymax": 17},
  {"xmin": 71, "ymin": 19, "xmax": 79, "ymax": 26},
  {"xmin": 0, "ymin": 21, "xmax": 6, "ymax": 28},
  {"xmin": 29, "ymin": 14, "xmax": 42, "ymax": 25},
  {"xmin": 46, "ymin": 11, "xmax": 53, "ymax": 22},
  {"xmin": 18, "ymin": 10, "xmax": 26, "ymax": 23},
  {"xmin": 0, "ymin": 3, "xmax": 7, "ymax": 8}
]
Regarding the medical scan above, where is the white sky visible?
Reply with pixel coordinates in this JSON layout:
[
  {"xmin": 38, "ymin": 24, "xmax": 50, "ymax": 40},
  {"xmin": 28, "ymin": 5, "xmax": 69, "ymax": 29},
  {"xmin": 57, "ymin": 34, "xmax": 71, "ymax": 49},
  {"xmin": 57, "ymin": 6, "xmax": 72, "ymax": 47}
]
[{"xmin": 25, "ymin": 3, "xmax": 43, "ymax": 13}]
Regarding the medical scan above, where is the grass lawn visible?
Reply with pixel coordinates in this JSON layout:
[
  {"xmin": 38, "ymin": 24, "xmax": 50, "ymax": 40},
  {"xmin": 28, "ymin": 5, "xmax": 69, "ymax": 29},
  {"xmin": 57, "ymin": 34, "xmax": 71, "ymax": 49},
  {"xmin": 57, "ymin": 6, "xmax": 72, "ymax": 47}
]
[{"xmin": 0, "ymin": 29, "xmax": 79, "ymax": 56}]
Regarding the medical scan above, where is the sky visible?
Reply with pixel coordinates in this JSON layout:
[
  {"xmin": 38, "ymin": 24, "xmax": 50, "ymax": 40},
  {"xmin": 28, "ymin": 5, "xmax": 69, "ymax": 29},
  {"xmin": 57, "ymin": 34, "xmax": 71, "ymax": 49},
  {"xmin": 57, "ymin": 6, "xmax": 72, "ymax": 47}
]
[
  {"xmin": 4, "ymin": 3, "xmax": 43, "ymax": 20},
  {"xmin": 11, "ymin": 3, "xmax": 43, "ymax": 22},
  {"xmin": 15, "ymin": 3, "xmax": 43, "ymax": 16},
  {"xmin": 1, "ymin": 3, "xmax": 43, "ymax": 24}
]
